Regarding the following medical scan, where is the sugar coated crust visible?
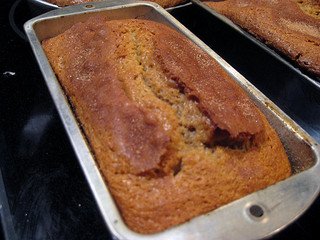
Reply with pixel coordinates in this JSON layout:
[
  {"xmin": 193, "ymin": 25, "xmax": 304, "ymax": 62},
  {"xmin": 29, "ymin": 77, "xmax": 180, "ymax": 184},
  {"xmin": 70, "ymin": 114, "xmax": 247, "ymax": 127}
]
[
  {"xmin": 46, "ymin": 0, "xmax": 186, "ymax": 8},
  {"xmin": 205, "ymin": 0, "xmax": 320, "ymax": 77},
  {"xmin": 42, "ymin": 17, "xmax": 291, "ymax": 233}
]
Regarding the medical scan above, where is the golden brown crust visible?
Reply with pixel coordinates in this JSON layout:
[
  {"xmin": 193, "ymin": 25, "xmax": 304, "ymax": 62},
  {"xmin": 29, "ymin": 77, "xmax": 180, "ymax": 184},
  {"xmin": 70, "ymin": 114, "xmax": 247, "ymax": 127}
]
[
  {"xmin": 205, "ymin": 0, "xmax": 320, "ymax": 77},
  {"xmin": 46, "ymin": 0, "xmax": 186, "ymax": 8},
  {"xmin": 42, "ymin": 17, "xmax": 291, "ymax": 233}
]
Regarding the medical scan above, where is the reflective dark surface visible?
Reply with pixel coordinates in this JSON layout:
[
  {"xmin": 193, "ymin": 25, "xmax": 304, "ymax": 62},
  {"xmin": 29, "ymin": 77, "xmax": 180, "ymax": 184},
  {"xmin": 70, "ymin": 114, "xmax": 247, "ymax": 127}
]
[{"xmin": 0, "ymin": 1, "xmax": 320, "ymax": 239}]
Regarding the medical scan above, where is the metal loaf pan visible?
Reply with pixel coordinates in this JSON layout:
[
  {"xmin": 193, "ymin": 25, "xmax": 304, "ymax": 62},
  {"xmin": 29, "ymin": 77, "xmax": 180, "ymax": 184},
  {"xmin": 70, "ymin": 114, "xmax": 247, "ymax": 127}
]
[
  {"xmin": 24, "ymin": 1, "xmax": 320, "ymax": 239},
  {"xmin": 191, "ymin": 0, "xmax": 320, "ymax": 89}
]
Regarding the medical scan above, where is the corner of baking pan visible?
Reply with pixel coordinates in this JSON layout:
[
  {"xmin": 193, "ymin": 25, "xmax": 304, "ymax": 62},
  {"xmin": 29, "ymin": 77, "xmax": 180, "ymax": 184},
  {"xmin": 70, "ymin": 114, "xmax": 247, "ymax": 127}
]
[{"xmin": 23, "ymin": 2, "xmax": 320, "ymax": 240}]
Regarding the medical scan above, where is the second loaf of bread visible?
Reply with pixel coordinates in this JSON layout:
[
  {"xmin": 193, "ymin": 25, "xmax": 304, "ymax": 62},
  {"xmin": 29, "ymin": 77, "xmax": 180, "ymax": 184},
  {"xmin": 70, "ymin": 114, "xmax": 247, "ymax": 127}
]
[
  {"xmin": 42, "ymin": 17, "xmax": 291, "ymax": 234},
  {"xmin": 205, "ymin": 0, "xmax": 320, "ymax": 77}
]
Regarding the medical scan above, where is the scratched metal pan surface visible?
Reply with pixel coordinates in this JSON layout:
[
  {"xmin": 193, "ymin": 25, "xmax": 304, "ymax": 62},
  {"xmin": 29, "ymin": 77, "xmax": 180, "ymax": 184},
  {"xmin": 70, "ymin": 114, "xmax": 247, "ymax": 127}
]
[
  {"xmin": 191, "ymin": 0, "xmax": 320, "ymax": 90},
  {"xmin": 24, "ymin": 1, "xmax": 320, "ymax": 239},
  {"xmin": 26, "ymin": 0, "xmax": 192, "ymax": 12}
]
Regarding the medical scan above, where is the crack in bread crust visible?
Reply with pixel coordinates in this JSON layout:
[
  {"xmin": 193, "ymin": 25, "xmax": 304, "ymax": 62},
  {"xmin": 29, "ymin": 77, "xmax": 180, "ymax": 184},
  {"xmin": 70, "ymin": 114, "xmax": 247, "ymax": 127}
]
[{"xmin": 114, "ymin": 23, "xmax": 214, "ymax": 175}]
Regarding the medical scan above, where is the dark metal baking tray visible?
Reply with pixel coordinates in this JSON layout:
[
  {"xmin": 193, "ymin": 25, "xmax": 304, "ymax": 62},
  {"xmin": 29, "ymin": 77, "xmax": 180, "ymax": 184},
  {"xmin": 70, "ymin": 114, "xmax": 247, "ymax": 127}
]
[
  {"xmin": 24, "ymin": 1, "xmax": 320, "ymax": 239},
  {"xmin": 191, "ymin": 0, "xmax": 320, "ymax": 89}
]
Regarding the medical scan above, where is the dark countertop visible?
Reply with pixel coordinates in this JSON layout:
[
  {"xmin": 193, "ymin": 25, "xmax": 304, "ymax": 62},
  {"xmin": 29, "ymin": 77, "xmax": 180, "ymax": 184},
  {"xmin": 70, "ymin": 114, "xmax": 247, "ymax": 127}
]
[{"xmin": 0, "ymin": 1, "xmax": 319, "ymax": 239}]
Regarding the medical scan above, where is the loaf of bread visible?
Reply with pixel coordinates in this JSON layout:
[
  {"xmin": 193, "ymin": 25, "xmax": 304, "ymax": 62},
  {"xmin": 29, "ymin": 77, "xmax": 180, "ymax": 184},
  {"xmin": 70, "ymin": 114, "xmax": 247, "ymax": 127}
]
[
  {"xmin": 42, "ymin": 17, "xmax": 291, "ymax": 233},
  {"xmin": 46, "ymin": 0, "xmax": 186, "ymax": 8},
  {"xmin": 205, "ymin": 0, "xmax": 320, "ymax": 77}
]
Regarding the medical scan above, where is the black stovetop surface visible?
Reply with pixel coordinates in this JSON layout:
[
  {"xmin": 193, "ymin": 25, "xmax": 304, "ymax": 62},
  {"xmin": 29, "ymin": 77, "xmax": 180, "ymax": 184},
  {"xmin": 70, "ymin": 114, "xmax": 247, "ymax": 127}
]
[{"xmin": 0, "ymin": 0, "xmax": 320, "ymax": 239}]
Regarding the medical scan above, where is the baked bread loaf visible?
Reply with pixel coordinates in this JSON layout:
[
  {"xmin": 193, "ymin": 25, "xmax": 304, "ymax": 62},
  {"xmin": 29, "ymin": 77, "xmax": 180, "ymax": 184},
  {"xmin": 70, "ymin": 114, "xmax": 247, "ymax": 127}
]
[
  {"xmin": 205, "ymin": 0, "xmax": 320, "ymax": 78},
  {"xmin": 42, "ymin": 17, "xmax": 291, "ymax": 233},
  {"xmin": 46, "ymin": 0, "xmax": 186, "ymax": 8}
]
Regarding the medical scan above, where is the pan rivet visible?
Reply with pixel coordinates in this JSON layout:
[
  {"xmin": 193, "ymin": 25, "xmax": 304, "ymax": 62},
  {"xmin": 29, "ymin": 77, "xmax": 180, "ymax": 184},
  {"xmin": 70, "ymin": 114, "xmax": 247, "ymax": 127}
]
[
  {"xmin": 85, "ymin": 4, "xmax": 94, "ymax": 9},
  {"xmin": 249, "ymin": 204, "xmax": 264, "ymax": 218}
]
